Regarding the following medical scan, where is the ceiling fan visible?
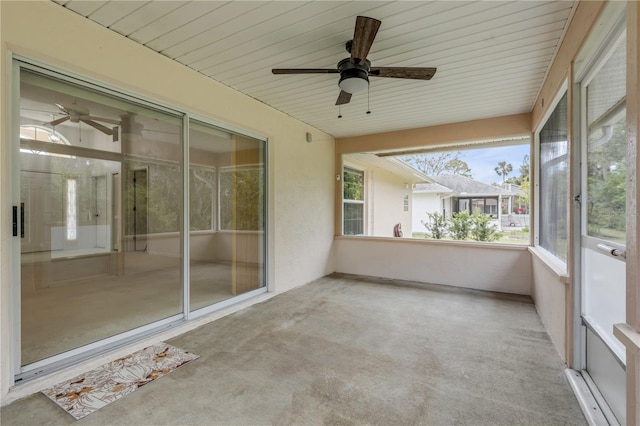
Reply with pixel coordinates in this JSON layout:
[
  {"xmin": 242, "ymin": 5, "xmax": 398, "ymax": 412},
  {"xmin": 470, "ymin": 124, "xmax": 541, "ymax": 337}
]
[
  {"xmin": 45, "ymin": 103, "xmax": 120, "ymax": 136},
  {"xmin": 272, "ymin": 16, "xmax": 437, "ymax": 106}
]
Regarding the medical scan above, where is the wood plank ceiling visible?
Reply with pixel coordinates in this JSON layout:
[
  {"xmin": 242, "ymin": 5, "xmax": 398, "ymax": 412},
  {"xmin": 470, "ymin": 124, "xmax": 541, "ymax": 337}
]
[{"xmin": 52, "ymin": 1, "xmax": 576, "ymax": 138}]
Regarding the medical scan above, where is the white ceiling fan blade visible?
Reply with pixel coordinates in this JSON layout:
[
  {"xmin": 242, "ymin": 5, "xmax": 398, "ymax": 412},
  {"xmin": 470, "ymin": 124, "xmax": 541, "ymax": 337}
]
[
  {"xmin": 47, "ymin": 116, "xmax": 70, "ymax": 126},
  {"xmin": 54, "ymin": 103, "xmax": 70, "ymax": 115},
  {"xmin": 82, "ymin": 115, "xmax": 121, "ymax": 125},
  {"xmin": 80, "ymin": 118, "xmax": 114, "ymax": 135}
]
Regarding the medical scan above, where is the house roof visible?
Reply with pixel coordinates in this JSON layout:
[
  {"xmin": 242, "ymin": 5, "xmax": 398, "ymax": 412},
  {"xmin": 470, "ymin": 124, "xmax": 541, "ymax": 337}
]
[
  {"xmin": 51, "ymin": 1, "xmax": 577, "ymax": 139},
  {"xmin": 421, "ymin": 174, "xmax": 517, "ymax": 197},
  {"xmin": 345, "ymin": 153, "xmax": 431, "ymax": 181},
  {"xmin": 413, "ymin": 183, "xmax": 453, "ymax": 194}
]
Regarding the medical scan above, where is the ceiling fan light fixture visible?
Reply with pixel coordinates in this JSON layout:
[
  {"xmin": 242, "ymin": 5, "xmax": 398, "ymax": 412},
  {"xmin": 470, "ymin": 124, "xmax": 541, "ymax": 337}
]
[{"xmin": 338, "ymin": 68, "xmax": 369, "ymax": 94}]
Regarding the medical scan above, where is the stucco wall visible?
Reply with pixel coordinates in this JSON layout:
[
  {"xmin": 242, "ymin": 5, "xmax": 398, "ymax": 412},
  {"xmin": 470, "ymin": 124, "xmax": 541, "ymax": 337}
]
[
  {"xmin": 344, "ymin": 158, "xmax": 412, "ymax": 238},
  {"xmin": 412, "ymin": 193, "xmax": 443, "ymax": 233},
  {"xmin": 530, "ymin": 250, "xmax": 570, "ymax": 362},
  {"xmin": 334, "ymin": 237, "xmax": 532, "ymax": 296},
  {"xmin": 367, "ymin": 169, "xmax": 411, "ymax": 238},
  {"xmin": 0, "ymin": 0, "xmax": 334, "ymax": 401}
]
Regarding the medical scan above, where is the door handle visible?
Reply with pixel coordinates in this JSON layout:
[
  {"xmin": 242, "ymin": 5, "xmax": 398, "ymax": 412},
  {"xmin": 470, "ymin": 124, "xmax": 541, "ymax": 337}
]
[
  {"xmin": 596, "ymin": 243, "xmax": 626, "ymax": 259},
  {"xmin": 12, "ymin": 206, "xmax": 17, "ymax": 237}
]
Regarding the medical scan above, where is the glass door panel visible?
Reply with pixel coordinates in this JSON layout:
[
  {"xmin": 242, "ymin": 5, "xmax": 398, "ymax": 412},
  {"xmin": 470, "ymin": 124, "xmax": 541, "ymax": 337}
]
[
  {"xmin": 189, "ymin": 120, "xmax": 266, "ymax": 312},
  {"xmin": 580, "ymin": 31, "xmax": 626, "ymax": 424},
  {"xmin": 19, "ymin": 69, "xmax": 183, "ymax": 366}
]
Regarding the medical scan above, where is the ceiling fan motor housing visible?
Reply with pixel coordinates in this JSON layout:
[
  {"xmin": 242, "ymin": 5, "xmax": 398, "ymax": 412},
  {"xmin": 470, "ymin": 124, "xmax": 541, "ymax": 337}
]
[{"xmin": 338, "ymin": 58, "xmax": 370, "ymax": 93}]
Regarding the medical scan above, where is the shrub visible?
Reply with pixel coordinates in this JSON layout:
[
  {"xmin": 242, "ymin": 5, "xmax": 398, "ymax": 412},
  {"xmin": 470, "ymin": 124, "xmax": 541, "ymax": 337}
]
[
  {"xmin": 470, "ymin": 213, "xmax": 502, "ymax": 242},
  {"xmin": 422, "ymin": 212, "xmax": 448, "ymax": 239},
  {"xmin": 448, "ymin": 211, "xmax": 472, "ymax": 240}
]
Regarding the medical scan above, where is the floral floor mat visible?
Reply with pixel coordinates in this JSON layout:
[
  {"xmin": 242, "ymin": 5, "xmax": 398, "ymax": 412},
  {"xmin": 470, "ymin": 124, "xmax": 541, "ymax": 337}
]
[{"xmin": 42, "ymin": 343, "xmax": 199, "ymax": 420}]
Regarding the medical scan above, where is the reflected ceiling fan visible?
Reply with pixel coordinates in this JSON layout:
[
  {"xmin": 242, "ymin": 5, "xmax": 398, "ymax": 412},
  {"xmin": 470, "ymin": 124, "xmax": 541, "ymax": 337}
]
[
  {"xmin": 46, "ymin": 103, "xmax": 120, "ymax": 136},
  {"xmin": 272, "ymin": 16, "xmax": 437, "ymax": 105}
]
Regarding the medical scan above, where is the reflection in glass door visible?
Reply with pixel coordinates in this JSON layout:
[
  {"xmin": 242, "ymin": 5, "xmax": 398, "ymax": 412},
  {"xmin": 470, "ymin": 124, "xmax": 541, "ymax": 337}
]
[
  {"xmin": 15, "ymin": 64, "xmax": 267, "ymax": 377},
  {"xmin": 92, "ymin": 175, "xmax": 108, "ymax": 249},
  {"xmin": 188, "ymin": 120, "xmax": 266, "ymax": 312},
  {"xmin": 580, "ymin": 30, "xmax": 626, "ymax": 424},
  {"xmin": 18, "ymin": 68, "xmax": 183, "ymax": 368}
]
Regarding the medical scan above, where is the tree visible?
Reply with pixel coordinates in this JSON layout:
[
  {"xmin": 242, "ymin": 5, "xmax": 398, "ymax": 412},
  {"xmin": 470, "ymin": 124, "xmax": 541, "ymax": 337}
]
[
  {"xmin": 586, "ymin": 121, "xmax": 627, "ymax": 239},
  {"xmin": 517, "ymin": 178, "xmax": 530, "ymax": 209},
  {"xmin": 401, "ymin": 151, "xmax": 464, "ymax": 176},
  {"xmin": 505, "ymin": 154, "xmax": 530, "ymax": 186},
  {"xmin": 444, "ymin": 158, "xmax": 473, "ymax": 177},
  {"xmin": 519, "ymin": 154, "xmax": 530, "ymax": 179},
  {"xmin": 494, "ymin": 161, "xmax": 513, "ymax": 184}
]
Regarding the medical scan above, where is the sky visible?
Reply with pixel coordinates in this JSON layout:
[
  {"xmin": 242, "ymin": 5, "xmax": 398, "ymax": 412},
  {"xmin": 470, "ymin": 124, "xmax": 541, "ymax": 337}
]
[{"xmin": 454, "ymin": 144, "xmax": 529, "ymax": 184}]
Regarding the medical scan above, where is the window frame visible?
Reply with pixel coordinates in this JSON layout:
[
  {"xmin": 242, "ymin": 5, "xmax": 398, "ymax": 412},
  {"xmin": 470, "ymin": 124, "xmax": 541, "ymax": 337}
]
[
  {"xmin": 342, "ymin": 165, "xmax": 365, "ymax": 236},
  {"xmin": 534, "ymin": 80, "xmax": 570, "ymax": 268},
  {"xmin": 12, "ymin": 57, "xmax": 270, "ymax": 382}
]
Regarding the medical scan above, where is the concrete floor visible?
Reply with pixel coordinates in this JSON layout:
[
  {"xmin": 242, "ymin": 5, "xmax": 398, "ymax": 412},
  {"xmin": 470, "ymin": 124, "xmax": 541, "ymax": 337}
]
[{"xmin": 2, "ymin": 274, "xmax": 585, "ymax": 425}]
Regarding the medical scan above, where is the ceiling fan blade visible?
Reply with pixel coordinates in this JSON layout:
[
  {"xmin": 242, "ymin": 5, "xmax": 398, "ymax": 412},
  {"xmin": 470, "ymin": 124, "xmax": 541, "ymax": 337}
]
[
  {"xmin": 80, "ymin": 118, "xmax": 114, "ymax": 135},
  {"xmin": 82, "ymin": 115, "xmax": 121, "ymax": 125},
  {"xmin": 350, "ymin": 16, "xmax": 381, "ymax": 64},
  {"xmin": 272, "ymin": 69, "xmax": 339, "ymax": 74},
  {"xmin": 54, "ymin": 103, "xmax": 71, "ymax": 115},
  {"xmin": 335, "ymin": 90, "xmax": 352, "ymax": 106},
  {"xmin": 369, "ymin": 67, "xmax": 437, "ymax": 80},
  {"xmin": 47, "ymin": 116, "xmax": 70, "ymax": 126}
]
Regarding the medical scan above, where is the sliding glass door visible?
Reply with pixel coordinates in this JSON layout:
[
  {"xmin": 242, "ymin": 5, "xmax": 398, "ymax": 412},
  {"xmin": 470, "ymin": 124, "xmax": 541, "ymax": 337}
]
[
  {"xmin": 188, "ymin": 121, "xmax": 265, "ymax": 312},
  {"xmin": 15, "ymin": 63, "xmax": 267, "ymax": 376},
  {"xmin": 18, "ymin": 69, "xmax": 184, "ymax": 367}
]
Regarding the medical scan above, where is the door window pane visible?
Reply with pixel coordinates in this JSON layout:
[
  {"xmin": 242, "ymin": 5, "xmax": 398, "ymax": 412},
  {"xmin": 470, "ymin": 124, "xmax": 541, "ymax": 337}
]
[
  {"xmin": 586, "ymin": 36, "xmax": 626, "ymax": 244},
  {"xmin": 539, "ymin": 93, "xmax": 568, "ymax": 262},
  {"xmin": 190, "ymin": 121, "xmax": 265, "ymax": 312},
  {"xmin": 583, "ymin": 30, "xmax": 627, "ymax": 366},
  {"xmin": 19, "ymin": 69, "xmax": 183, "ymax": 365}
]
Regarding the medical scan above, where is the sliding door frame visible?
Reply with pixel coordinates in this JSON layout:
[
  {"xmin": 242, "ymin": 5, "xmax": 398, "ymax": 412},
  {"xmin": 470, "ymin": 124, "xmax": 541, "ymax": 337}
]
[{"xmin": 11, "ymin": 56, "xmax": 269, "ymax": 383}]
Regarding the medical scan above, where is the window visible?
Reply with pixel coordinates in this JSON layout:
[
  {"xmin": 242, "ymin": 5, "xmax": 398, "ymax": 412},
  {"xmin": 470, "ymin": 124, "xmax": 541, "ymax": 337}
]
[
  {"xmin": 219, "ymin": 166, "xmax": 264, "ymax": 231},
  {"xmin": 20, "ymin": 125, "xmax": 70, "ymax": 145},
  {"xmin": 341, "ymin": 140, "xmax": 530, "ymax": 243},
  {"xmin": 66, "ymin": 178, "xmax": 77, "ymax": 241},
  {"xmin": 538, "ymin": 92, "xmax": 569, "ymax": 262},
  {"xmin": 585, "ymin": 36, "xmax": 626, "ymax": 244},
  {"xmin": 456, "ymin": 197, "xmax": 499, "ymax": 217},
  {"xmin": 343, "ymin": 167, "xmax": 364, "ymax": 235},
  {"xmin": 403, "ymin": 183, "xmax": 409, "ymax": 212},
  {"xmin": 189, "ymin": 166, "xmax": 216, "ymax": 231}
]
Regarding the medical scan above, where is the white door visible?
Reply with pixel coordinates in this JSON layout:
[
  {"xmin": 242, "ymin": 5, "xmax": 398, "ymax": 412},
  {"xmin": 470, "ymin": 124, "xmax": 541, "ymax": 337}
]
[{"xmin": 580, "ymin": 29, "xmax": 626, "ymax": 425}]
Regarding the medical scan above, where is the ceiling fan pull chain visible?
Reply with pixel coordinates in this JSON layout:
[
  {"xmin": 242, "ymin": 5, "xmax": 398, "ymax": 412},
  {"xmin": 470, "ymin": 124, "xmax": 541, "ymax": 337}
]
[
  {"xmin": 338, "ymin": 104, "xmax": 342, "ymax": 119},
  {"xmin": 367, "ymin": 86, "xmax": 371, "ymax": 115}
]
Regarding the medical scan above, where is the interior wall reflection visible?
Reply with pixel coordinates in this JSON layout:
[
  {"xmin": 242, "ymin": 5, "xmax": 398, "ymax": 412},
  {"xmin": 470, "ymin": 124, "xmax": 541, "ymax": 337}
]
[
  {"xmin": 19, "ymin": 69, "xmax": 183, "ymax": 366},
  {"xmin": 189, "ymin": 120, "xmax": 266, "ymax": 312}
]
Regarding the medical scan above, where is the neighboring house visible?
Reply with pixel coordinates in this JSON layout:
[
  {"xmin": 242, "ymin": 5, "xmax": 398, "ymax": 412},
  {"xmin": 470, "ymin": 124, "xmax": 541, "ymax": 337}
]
[
  {"xmin": 342, "ymin": 155, "xmax": 526, "ymax": 236},
  {"xmin": 411, "ymin": 182, "xmax": 453, "ymax": 232},
  {"xmin": 413, "ymin": 174, "xmax": 525, "ymax": 232}
]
